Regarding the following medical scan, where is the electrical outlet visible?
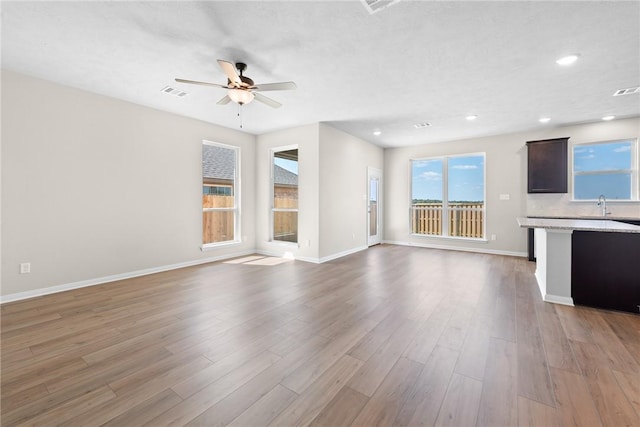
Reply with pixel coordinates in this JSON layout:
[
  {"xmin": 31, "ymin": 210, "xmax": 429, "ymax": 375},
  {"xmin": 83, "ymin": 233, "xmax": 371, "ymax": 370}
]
[
  {"xmin": 499, "ymin": 194, "xmax": 510, "ymax": 200},
  {"xmin": 491, "ymin": 234, "xmax": 497, "ymax": 241},
  {"xmin": 20, "ymin": 263, "xmax": 31, "ymax": 274}
]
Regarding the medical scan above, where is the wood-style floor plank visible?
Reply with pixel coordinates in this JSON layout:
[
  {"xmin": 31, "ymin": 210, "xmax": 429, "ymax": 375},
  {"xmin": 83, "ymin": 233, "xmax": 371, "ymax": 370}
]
[
  {"xmin": 63, "ymin": 355, "xmax": 213, "ymax": 426},
  {"xmin": 1, "ymin": 245, "xmax": 638, "ymax": 427},
  {"xmin": 349, "ymin": 357, "xmax": 423, "ymax": 426},
  {"xmin": 454, "ymin": 313, "xmax": 492, "ymax": 380},
  {"xmin": 146, "ymin": 350, "xmax": 281, "ymax": 426},
  {"xmin": 537, "ymin": 308, "xmax": 581, "ymax": 373},
  {"xmin": 518, "ymin": 396, "xmax": 560, "ymax": 427},
  {"xmin": 346, "ymin": 320, "xmax": 421, "ymax": 397},
  {"xmin": 611, "ymin": 369, "xmax": 640, "ymax": 417},
  {"xmin": 266, "ymin": 355, "xmax": 363, "ymax": 427},
  {"xmin": 550, "ymin": 367, "xmax": 603, "ymax": 427},
  {"xmin": 434, "ymin": 373, "xmax": 483, "ymax": 427},
  {"xmin": 516, "ymin": 289, "xmax": 555, "ymax": 407},
  {"xmin": 307, "ymin": 386, "xmax": 368, "ymax": 427},
  {"xmin": 180, "ymin": 333, "xmax": 330, "ymax": 427},
  {"xmin": 226, "ymin": 385, "xmax": 298, "ymax": 427},
  {"xmin": 101, "ymin": 389, "xmax": 183, "ymax": 427},
  {"xmin": 476, "ymin": 337, "xmax": 518, "ymax": 427},
  {"xmin": 401, "ymin": 345, "xmax": 460, "ymax": 427},
  {"xmin": 570, "ymin": 340, "xmax": 639, "ymax": 427}
]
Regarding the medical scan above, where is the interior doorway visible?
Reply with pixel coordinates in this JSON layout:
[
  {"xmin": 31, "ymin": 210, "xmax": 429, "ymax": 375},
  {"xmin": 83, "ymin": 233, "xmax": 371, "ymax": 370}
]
[{"xmin": 367, "ymin": 167, "xmax": 382, "ymax": 246}]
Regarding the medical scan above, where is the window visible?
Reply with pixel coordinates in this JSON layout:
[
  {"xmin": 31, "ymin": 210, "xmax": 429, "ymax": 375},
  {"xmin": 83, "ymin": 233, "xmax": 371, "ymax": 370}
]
[
  {"xmin": 203, "ymin": 185, "xmax": 232, "ymax": 196},
  {"xmin": 202, "ymin": 142, "xmax": 239, "ymax": 246},
  {"xmin": 411, "ymin": 153, "xmax": 485, "ymax": 239},
  {"xmin": 572, "ymin": 139, "xmax": 638, "ymax": 200},
  {"xmin": 272, "ymin": 147, "xmax": 298, "ymax": 243}
]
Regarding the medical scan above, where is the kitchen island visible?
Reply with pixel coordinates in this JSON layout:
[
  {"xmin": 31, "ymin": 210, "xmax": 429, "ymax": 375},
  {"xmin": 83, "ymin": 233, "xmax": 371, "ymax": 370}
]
[{"xmin": 517, "ymin": 217, "xmax": 640, "ymax": 314}]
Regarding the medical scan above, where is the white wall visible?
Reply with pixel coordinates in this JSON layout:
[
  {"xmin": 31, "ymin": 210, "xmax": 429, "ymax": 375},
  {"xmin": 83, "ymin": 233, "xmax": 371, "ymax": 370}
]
[
  {"xmin": 385, "ymin": 131, "xmax": 528, "ymax": 256},
  {"xmin": 385, "ymin": 117, "xmax": 640, "ymax": 256},
  {"xmin": 255, "ymin": 123, "xmax": 320, "ymax": 261},
  {"xmin": 318, "ymin": 124, "xmax": 384, "ymax": 259},
  {"xmin": 4, "ymin": 70, "xmax": 638, "ymax": 299},
  {"xmin": 1, "ymin": 70, "xmax": 256, "ymax": 299},
  {"xmin": 526, "ymin": 117, "xmax": 640, "ymax": 218}
]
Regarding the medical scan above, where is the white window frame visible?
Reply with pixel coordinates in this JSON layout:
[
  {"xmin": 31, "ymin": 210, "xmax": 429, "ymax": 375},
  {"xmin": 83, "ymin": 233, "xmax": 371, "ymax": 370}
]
[
  {"xmin": 270, "ymin": 144, "xmax": 299, "ymax": 245},
  {"xmin": 202, "ymin": 140, "xmax": 240, "ymax": 249},
  {"xmin": 409, "ymin": 152, "xmax": 486, "ymax": 240},
  {"xmin": 571, "ymin": 138, "xmax": 638, "ymax": 202}
]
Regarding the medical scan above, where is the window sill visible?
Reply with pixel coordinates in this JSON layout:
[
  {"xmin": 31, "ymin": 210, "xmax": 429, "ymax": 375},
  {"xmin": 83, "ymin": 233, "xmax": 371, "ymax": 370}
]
[
  {"xmin": 409, "ymin": 233, "xmax": 488, "ymax": 243},
  {"xmin": 201, "ymin": 240, "xmax": 242, "ymax": 251}
]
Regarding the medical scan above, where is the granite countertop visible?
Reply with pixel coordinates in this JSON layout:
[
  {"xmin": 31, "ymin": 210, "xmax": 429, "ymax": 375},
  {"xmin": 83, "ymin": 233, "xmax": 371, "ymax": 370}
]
[
  {"xmin": 517, "ymin": 217, "xmax": 640, "ymax": 233},
  {"xmin": 527, "ymin": 215, "xmax": 640, "ymax": 221}
]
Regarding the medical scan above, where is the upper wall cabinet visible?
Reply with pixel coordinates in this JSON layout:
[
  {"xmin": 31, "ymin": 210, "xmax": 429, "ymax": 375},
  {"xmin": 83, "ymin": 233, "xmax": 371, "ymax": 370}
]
[{"xmin": 526, "ymin": 137, "xmax": 569, "ymax": 193}]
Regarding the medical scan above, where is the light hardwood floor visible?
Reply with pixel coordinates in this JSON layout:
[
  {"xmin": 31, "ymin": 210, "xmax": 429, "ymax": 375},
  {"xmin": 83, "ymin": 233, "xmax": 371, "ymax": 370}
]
[{"xmin": 1, "ymin": 245, "xmax": 639, "ymax": 426}]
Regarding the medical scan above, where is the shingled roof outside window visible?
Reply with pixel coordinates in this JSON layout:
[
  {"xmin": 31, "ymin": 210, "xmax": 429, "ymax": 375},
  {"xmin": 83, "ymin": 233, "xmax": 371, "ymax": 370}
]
[
  {"xmin": 274, "ymin": 165, "xmax": 298, "ymax": 186},
  {"xmin": 203, "ymin": 144, "xmax": 235, "ymax": 181}
]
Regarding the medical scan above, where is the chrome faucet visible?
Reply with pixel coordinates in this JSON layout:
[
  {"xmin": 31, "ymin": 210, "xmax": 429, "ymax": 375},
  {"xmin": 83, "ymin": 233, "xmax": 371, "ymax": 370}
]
[{"xmin": 597, "ymin": 194, "xmax": 611, "ymax": 217}]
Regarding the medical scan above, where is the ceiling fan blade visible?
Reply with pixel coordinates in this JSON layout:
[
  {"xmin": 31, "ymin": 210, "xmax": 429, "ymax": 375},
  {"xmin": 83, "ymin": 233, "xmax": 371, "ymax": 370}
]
[
  {"xmin": 253, "ymin": 82, "xmax": 297, "ymax": 92},
  {"xmin": 216, "ymin": 95, "xmax": 232, "ymax": 105},
  {"xmin": 217, "ymin": 59, "xmax": 241, "ymax": 87},
  {"xmin": 175, "ymin": 78, "xmax": 227, "ymax": 88},
  {"xmin": 254, "ymin": 92, "xmax": 282, "ymax": 109}
]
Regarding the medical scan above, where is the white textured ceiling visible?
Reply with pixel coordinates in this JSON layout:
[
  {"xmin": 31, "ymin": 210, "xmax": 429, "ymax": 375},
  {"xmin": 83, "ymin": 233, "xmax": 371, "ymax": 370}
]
[{"xmin": 2, "ymin": 1, "xmax": 639, "ymax": 147}]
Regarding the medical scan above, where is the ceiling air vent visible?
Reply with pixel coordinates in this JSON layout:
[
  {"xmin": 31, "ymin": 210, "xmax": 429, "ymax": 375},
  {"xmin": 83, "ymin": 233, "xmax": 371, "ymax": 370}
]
[
  {"xmin": 414, "ymin": 122, "xmax": 431, "ymax": 129},
  {"xmin": 161, "ymin": 86, "xmax": 188, "ymax": 97},
  {"xmin": 361, "ymin": 0, "xmax": 401, "ymax": 14},
  {"xmin": 613, "ymin": 86, "xmax": 640, "ymax": 96}
]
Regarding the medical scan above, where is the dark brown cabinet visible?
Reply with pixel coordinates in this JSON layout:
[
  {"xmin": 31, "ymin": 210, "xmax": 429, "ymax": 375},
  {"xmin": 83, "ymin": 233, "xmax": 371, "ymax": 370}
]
[
  {"xmin": 572, "ymin": 230, "xmax": 640, "ymax": 314},
  {"xmin": 526, "ymin": 137, "xmax": 569, "ymax": 193}
]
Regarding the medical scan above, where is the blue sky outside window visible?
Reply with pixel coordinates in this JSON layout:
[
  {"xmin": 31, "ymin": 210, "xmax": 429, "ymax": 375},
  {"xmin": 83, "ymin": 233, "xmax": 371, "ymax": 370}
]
[
  {"xmin": 573, "ymin": 140, "xmax": 633, "ymax": 200},
  {"xmin": 412, "ymin": 156, "xmax": 484, "ymax": 202},
  {"xmin": 448, "ymin": 155, "xmax": 484, "ymax": 202},
  {"xmin": 412, "ymin": 159, "xmax": 443, "ymax": 202}
]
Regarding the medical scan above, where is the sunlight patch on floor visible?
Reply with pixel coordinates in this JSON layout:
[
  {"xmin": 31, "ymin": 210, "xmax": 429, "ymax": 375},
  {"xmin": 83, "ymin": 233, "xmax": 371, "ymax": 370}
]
[{"xmin": 224, "ymin": 255, "xmax": 292, "ymax": 266}]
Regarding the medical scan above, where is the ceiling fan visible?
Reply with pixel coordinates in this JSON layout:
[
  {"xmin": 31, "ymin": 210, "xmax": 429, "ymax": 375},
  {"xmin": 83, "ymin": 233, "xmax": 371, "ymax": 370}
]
[{"xmin": 175, "ymin": 60, "xmax": 297, "ymax": 109}]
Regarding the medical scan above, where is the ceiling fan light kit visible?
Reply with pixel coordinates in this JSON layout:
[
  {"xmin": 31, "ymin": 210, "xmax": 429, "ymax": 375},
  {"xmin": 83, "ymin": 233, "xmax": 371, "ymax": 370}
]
[
  {"xmin": 228, "ymin": 88, "xmax": 254, "ymax": 105},
  {"xmin": 175, "ymin": 59, "xmax": 297, "ymax": 127}
]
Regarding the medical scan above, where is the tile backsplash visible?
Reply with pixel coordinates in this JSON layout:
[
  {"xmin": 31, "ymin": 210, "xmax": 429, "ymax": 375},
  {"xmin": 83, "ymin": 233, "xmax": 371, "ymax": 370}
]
[{"xmin": 527, "ymin": 193, "xmax": 640, "ymax": 218}]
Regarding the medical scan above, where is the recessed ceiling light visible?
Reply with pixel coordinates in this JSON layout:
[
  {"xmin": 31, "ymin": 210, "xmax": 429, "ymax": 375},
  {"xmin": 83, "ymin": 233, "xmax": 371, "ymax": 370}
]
[
  {"xmin": 373, "ymin": 130, "xmax": 382, "ymax": 136},
  {"xmin": 556, "ymin": 54, "xmax": 580, "ymax": 66},
  {"xmin": 602, "ymin": 115, "xmax": 615, "ymax": 121},
  {"xmin": 539, "ymin": 117, "xmax": 551, "ymax": 123},
  {"xmin": 465, "ymin": 115, "xmax": 477, "ymax": 121}
]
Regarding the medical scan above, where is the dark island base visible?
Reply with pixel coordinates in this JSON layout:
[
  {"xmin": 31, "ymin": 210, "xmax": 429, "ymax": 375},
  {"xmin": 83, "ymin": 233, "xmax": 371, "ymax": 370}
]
[{"xmin": 572, "ymin": 230, "xmax": 640, "ymax": 315}]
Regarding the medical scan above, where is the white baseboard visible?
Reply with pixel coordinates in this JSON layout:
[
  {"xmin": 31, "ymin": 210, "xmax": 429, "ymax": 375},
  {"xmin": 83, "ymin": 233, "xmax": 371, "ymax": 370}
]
[
  {"xmin": 544, "ymin": 294, "xmax": 574, "ymax": 306},
  {"xmin": 0, "ymin": 250, "xmax": 255, "ymax": 304},
  {"xmin": 383, "ymin": 240, "xmax": 527, "ymax": 258},
  {"xmin": 254, "ymin": 249, "xmax": 319, "ymax": 263},
  {"xmin": 319, "ymin": 245, "xmax": 368, "ymax": 263},
  {"xmin": 256, "ymin": 245, "xmax": 368, "ymax": 264}
]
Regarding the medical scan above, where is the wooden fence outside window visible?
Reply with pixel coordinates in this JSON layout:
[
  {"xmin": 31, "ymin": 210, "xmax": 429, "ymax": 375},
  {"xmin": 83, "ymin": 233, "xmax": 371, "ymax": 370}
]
[
  {"xmin": 203, "ymin": 195, "xmax": 235, "ymax": 244},
  {"xmin": 202, "ymin": 192, "xmax": 300, "ymax": 244},
  {"xmin": 411, "ymin": 202, "xmax": 484, "ymax": 238}
]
